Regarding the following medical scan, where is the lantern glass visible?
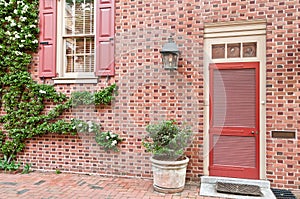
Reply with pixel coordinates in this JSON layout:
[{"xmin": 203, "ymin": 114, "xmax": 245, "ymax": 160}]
[{"xmin": 162, "ymin": 52, "xmax": 178, "ymax": 70}]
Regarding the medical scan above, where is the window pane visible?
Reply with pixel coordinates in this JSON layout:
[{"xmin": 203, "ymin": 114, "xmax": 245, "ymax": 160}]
[
  {"xmin": 64, "ymin": 0, "xmax": 95, "ymax": 73},
  {"xmin": 66, "ymin": 38, "xmax": 74, "ymax": 54},
  {"xmin": 212, "ymin": 44, "xmax": 225, "ymax": 59},
  {"xmin": 76, "ymin": 38, "xmax": 85, "ymax": 54},
  {"xmin": 75, "ymin": 56, "xmax": 85, "ymax": 72},
  {"xmin": 85, "ymin": 55, "xmax": 94, "ymax": 72},
  {"xmin": 85, "ymin": 38, "xmax": 94, "ymax": 53},
  {"xmin": 243, "ymin": 42, "xmax": 257, "ymax": 57},
  {"xmin": 227, "ymin": 43, "xmax": 240, "ymax": 58},
  {"xmin": 64, "ymin": 37, "xmax": 95, "ymax": 72},
  {"xmin": 66, "ymin": 56, "xmax": 74, "ymax": 73},
  {"xmin": 64, "ymin": 0, "xmax": 94, "ymax": 35}
]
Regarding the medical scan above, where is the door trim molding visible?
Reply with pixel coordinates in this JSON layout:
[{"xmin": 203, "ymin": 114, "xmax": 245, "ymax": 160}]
[
  {"xmin": 204, "ymin": 20, "xmax": 267, "ymax": 38},
  {"xmin": 203, "ymin": 27, "xmax": 266, "ymax": 179}
]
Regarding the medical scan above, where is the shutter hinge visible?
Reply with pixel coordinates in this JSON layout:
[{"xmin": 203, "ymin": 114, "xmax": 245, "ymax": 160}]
[
  {"xmin": 106, "ymin": 75, "xmax": 111, "ymax": 82},
  {"xmin": 40, "ymin": 41, "xmax": 49, "ymax": 45},
  {"xmin": 41, "ymin": 76, "xmax": 45, "ymax": 84}
]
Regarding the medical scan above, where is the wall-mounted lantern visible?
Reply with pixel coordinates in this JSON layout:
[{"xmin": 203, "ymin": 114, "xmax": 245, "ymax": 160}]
[{"xmin": 160, "ymin": 37, "xmax": 179, "ymax": 70}]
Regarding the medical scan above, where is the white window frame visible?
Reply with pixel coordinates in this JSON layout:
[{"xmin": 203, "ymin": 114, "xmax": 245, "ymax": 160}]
[{"xmin": 55, "ymin": 0, "xmax": 98, "ymax": 84}]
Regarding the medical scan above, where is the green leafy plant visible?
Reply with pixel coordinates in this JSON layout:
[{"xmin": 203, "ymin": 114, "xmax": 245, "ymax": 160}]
[
  {"xmin": 55, "ymin": 169, "xmax": 61, "ymax": 174},
  {"xmin": 142, "ymin": 120, "xmax": 193, "ymax": 161},
  {"xmin": 21, "ymin": 163, "xmax": 31, "ymax": 174},
  {"xmin": 0, "ymin": 155, "xmax": 20, "ymax": 171},
  {"xmin": 71, "ymin": 91, "xmax": 95, "ymax": 106},
  {"xmin": 95, "ymin": 131, "xmax": 123, "ymax": 152},
  {"xmin": 0, "ymin": 0, "xmax": 118, "ymax": 168},
  {"xmin": 94, "ymin": 84, "xmax": 117, "ymax": 105},
  {"xmin": 71, "ymin": 84, "xmax": 117, "ymax": 107}
]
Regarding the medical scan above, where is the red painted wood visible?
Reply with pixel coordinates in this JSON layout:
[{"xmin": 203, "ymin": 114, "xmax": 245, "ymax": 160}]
[
  {"xmin": 38, "ymin": 0, "xmax": 56, "ymax": 78},
  {"xmin": 209, "ymin": 62, "xmax": 260, "ymax": 179},
  {"xmin": 213, "ymin": 69, "xmax": 256, "ymax": 127},
  {"xmin": 213, "ymin": 135, "xmax": 256, "ymax": 167},
  {"xmin": 96, "ymin": 0, "xmax": 115, "ymax": 76}
]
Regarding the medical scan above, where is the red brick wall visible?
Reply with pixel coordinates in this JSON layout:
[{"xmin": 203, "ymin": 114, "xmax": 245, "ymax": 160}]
[{"xmin": 16, "ymin": 0, "xmax": 300, "ymax": 190}]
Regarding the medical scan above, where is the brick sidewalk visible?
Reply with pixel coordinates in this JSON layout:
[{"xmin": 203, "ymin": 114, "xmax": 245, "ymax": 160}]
[{"xmin": 0, "ymin": 172, "xmax": 222, "ymax": 199}]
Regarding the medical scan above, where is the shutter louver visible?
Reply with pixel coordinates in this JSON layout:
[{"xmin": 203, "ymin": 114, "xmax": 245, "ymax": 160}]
[
  {"xmin": 38, "ymin": 0, "xmax": 57, "ymax": 78},
  {"xmin": 96, "ymin": 0, "xmax": 115, "ymax": 76}
]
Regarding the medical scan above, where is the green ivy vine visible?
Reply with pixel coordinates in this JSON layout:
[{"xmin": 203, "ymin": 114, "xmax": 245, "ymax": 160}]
[{"xmin": 0, "ymin": 0, "xmax": 117, "ymax": 166}]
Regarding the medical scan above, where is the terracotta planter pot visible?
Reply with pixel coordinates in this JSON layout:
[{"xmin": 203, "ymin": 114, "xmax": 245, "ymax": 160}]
[{"xmin": 150, "ymin": 156, "xmax": 189, "ymax": 193}]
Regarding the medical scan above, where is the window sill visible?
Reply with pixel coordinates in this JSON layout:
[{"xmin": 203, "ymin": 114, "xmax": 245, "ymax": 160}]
[{"xmin": 53, "ymin": 77, "xmax": 98, "ymax": 84}]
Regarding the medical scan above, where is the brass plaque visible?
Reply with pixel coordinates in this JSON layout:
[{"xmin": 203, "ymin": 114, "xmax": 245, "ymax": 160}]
[{"xmin": 272, "ymin": 131, "xmax": 296, "ymax": 139}]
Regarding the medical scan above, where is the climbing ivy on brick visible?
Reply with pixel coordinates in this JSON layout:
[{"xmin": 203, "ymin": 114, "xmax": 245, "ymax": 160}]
[{"xmin": 0, "ymin": 0, "xmax": 117, "ymax": 165}]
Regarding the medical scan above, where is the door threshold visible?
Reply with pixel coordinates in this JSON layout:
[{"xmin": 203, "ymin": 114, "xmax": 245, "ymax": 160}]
[{"xmin": 199, "ymin": 176, "xmax": 276, "ymax": 199}]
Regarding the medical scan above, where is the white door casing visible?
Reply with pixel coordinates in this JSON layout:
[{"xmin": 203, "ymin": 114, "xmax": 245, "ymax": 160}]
[{"xmin": 203, "ymin": 20, "xmax": 267, "ymax": 179}]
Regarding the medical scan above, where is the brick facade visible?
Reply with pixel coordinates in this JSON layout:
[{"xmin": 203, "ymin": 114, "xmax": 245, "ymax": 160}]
[{"xmin": 17, "ymin": 0, "xmax": 300, "ymax": 191}]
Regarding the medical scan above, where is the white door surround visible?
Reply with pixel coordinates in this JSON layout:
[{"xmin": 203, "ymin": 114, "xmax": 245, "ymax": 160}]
[{"xmin": 203, "ymin": 20, "xmax": 267, "ymax": 179}]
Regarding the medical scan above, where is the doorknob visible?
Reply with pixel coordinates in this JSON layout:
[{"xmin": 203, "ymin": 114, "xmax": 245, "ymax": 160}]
[{"xmin": 251, "ymin": 131, "xmax": 258, "ymax": 135}]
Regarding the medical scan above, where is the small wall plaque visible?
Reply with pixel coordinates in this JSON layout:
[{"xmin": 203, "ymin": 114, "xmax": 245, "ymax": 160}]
[{"xmin": 271, "ymin": 130, "xmax": 296, "ymax": 139}]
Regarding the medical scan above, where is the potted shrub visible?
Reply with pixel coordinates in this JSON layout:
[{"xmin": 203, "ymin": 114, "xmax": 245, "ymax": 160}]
[{"xmin": 142, "ymin": 119, "xmax": 193, "ymax": 193}]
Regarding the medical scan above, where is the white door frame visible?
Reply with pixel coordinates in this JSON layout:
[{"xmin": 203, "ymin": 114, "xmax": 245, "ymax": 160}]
[{"xmin": 203, "ymin": 20, "xmax": 267, "ymax": 179}]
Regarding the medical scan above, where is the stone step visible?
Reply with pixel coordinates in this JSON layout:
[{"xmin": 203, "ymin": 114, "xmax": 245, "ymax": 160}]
[{"xmin": 200, "ymin": 176, "xmax": 276, "ymax": 199}]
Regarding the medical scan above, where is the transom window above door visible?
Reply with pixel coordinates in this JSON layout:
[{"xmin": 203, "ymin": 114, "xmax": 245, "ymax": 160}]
[{"xmin": 212, "ymin": 42, "xmax": 257, "ymax": 59}]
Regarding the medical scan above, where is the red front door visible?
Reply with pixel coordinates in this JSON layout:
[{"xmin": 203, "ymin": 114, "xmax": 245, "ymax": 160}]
[{"xmin": 209, "ymin": 62, "xmax": 260, "ymax": 179}]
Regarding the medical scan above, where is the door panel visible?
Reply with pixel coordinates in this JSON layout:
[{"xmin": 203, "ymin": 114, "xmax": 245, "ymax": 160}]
[
  {"xmin": 213, "ymin": 69, "xmax": 256, "ymax": 127},
  {"xmin": 209, "ymin": 62, "xmax": 259, "ymax": 179},
  {"xmin": 213, "ymin": 135, "xmax": 256, "ymax": 167}
]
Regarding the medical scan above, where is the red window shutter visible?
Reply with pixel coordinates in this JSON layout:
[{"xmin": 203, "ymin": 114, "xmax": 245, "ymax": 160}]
[
  {"xmin": 38, "ymin": 0, "xmax": 57, "ymax": 78},
  {"xmin": 96, "ymin": 0, "xmax": 115, "ymax": 76}
]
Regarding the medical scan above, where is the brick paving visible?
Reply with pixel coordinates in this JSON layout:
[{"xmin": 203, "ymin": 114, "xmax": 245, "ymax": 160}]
[{"xmin": 0, "ymin": 171, "xmax": 222, "ymax": 199}]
